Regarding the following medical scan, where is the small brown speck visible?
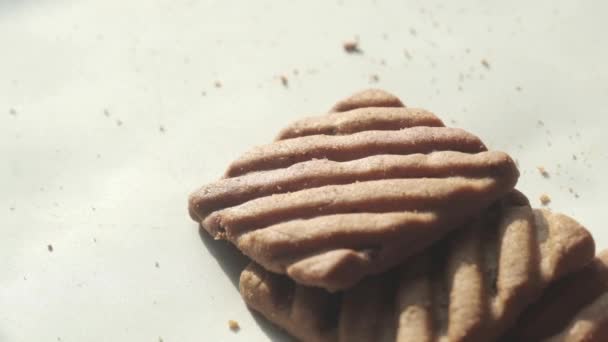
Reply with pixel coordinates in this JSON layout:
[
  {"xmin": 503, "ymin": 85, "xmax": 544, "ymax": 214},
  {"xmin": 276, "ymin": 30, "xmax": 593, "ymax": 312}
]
[
  {"xmin": 228, "ymin": 320, "xmax": 240, "ymax": 332},
  {"xmin": 572, "ymin": 154, "xmax": 577, "ymax": 160},
  {"xmin": 155, "ymin": 261, "xmax": 160, "ymax": 268},
  {"xmin": 93, "ymin": 238, "xmax": 97, "ymax": 243},
  {"xmin": 537, "ymin": 166, "xmax": 549, "ymax": 178},
  {"xmin": 481, "ymin": 59, "xmax": 490, "ymax": 69},
  {"xmin": 515, "ymin": 86, "xmax": 522, "ymax": 91},
  {"xmin": 293, "ymin": 69, "xmax": 299, "ymax": 76},
  {"xmin": 158, "ymin": 338, "xmax": 163, "ymax": 342},
  {"xmin": 201, "ymin": 91, "xmax": 207, "ymax": 96},
  {"xmin": 369, "ymin": 74, "xmax": 379, "ymax": 83},
  {"xmin": 214, "ymin": 81, "xmax": 222, "ymax": 88},
  {"xmin": 159, "ymin": 125, "xmax": 166, "ymax": 133},
  {"xmin": 539, "ymin": 194, "xmax": 551, "ymax": 206},
  {"xmin": 279, "ymin": 75, "xmax": 288, "ymax": 87},
  {"xmin": 409, "ymin": 27, "xmax": 417, "ymax": 36},
  {"xmin": 116, "ymin": 119, "xmax": 123, "ymax": 126},
  {"xmin": 343, "ymin": 40, "xmax": 361, "ymax": 53},
  {"xmin": 537, "ymin": 120, "xmax": 544, "ymax": 127},
  {"xmin": 403, "ymin": 49, "xmax": 412, "ymax": 60},
  {"xmin": 103, "ymin": 109, "xmax": 110, "ymax": 117},
  {"xmin": 9, "ymin": 206, "xmax": 15, "ymax": 211},
  {"xmin": 9, "ymin": 108, "xmax": 17, "ymax": 116},
  {"xmin": 379, "ymin": 59, "xmax": 386, "ymax": 66},
  {"xmin": 91, "ymin": 206, "xmax": 96, "ymax": 211},
  {"xmin": 48, "ymin": 244, "xmax": 54, "ymax": 252}
]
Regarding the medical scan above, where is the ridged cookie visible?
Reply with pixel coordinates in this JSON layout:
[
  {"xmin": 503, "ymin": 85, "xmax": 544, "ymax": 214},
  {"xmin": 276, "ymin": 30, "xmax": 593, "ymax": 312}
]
[
  {"xmin": 190, "ymin": 89, "xmax": 519, "ymax": 291},
  {"xmin": 508, "ymin": 250, "xmax": 608, "ymax": 342},
  {"xmin": 239, "ymin": 200, "xmax": 595, "ymax": 342}
]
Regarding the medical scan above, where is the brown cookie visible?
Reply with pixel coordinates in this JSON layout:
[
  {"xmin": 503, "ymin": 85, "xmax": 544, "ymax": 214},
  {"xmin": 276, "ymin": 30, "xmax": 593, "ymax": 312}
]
[
  {"xmin": 239, "ymin": 201, "xmax": 595, "ymax": 342},
  {"xmin": 508, "ymin": 250, "xmax": 608, "ymax": 342},
  {"xmin": 190, "ymin": 89, "xmax": 519, "ymax": 291}
]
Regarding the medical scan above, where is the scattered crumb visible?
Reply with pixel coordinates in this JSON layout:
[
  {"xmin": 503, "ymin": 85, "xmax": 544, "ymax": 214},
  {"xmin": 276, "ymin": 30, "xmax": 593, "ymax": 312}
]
[
  {"xmin": 91, "ymin": 206, "xmax": 96, "ymax": 211},
  {"xmin": 279, "ymin": 75, "xmax": 288, "ymax": 87},
  {"xmin": 103, "ymin": 109, "xmax": 110, "ymax": 117},
  {"xmin": 572, "ymin": 154, "xmax": 577, "ymax": 160},
  {"xmin": 214, "ymin": 81, "xmax": 222, "ymax": 88},
  {"xmin": 201, "ymin": 91, "xmax": 206, "ymax": 96},
  {"xmin": 403, "ymin": 49, "xmax": 412, "ymax": 60},
  {"xmin": 93, "ymin": 238, "xmax": 97, "ymax": 243},
  {"xmin": 515, "ymin": 86, "xmax": 522, "ymax": 91},
  {"xmin": 9, "ymin": 206, "xmax": 15, "ymax": 211},
  {"xmin": 9, "ymin": 108, "xmax": 17, "ymax": 116},
  {"xmin": 48, "ymin": 244, "xmax": 54, "ymax": 252},
  {"xmin": 155, "ymin": 261, "xmax": 160, "ymax": 268},
  {"xmin": 159, "ymin": 125, "xmax": 166, "ymax": 133},
  {"xmin": 228, "ymin": 320, "xmax": 240, "ymax": 332},
  {"xmin": 481, "ymin": 59, "xmax": 490, "ymax": 69},
  {"xmin": 158, "ymin": 338, "xmax": 163, "ymax": 342},
  {"xmin": 409, "ymin": 27, "xmax": 417, "ymax": 36},
  {"xmin": 343, "ymin": 39, "xmax": 361, "ymax": 53},
  {"xmin": 537, "ymin": 166, "xmax": 549, "ymax": 178},
  {"xmin": 115, "ymin": 119, "xmax": 123, "ymax": 126},
  {"xmin": 537, "ymin": 120, "xmax": 544, "ymax": 127},
  {"xmin": 369, "ymin": 74, "xmax": 379, "ymax": 83},
  {"xmin": 539, "ymin": 194, "xmax": 551, "ymax": 206}
]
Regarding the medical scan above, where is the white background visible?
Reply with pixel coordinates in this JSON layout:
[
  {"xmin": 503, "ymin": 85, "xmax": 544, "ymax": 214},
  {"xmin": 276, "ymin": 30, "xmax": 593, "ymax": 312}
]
[{"xmin": 1, "ymin": 0, "xmax": 607, "ymax": 341}]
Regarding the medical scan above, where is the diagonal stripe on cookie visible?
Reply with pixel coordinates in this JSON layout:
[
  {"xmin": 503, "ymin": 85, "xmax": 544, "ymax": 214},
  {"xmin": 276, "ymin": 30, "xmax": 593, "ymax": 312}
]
[
  {"xmin": 239, "ymin": 201, "xmax": 595, "ymax": 341},
  {"xmin": 508, "ymin": 250, "xmax": 608, "ymax": 341}
]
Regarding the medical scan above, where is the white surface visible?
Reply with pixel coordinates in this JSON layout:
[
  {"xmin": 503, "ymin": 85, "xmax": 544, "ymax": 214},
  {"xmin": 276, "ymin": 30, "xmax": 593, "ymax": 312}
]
[{"xmin": 1, "ymin": 1, "xmax": 607, "ymax": 341}]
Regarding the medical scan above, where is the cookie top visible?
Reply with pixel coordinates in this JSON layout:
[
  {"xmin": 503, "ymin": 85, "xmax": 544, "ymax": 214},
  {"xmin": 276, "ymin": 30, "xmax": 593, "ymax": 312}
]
[
  {"xmin": 190, "ymin": 89, "xmax": 520, "ymax": 291},
  {"xmin": 239, "ymin": 201, "xmax": 595, "ymax": 342}
]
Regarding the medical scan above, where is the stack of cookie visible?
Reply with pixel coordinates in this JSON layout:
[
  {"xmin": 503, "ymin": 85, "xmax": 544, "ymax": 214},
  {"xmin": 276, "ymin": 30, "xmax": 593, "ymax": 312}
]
[{"xmin": 189, "ymin": 89, "xmax": 605, "ymax": 341}]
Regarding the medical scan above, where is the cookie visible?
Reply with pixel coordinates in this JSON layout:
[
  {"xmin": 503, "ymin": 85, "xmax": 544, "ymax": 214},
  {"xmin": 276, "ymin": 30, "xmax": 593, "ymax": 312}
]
[
  {"xmin": 508, "ymin": 250, "xmax": 608, "ymax": 342},
  {"xmin": 190, "ymin": 89, "xmax": 519, "ymax": 291},
  {"xmin": 239, "ymin": 201, "xmax": 595, "ymax": 341}
]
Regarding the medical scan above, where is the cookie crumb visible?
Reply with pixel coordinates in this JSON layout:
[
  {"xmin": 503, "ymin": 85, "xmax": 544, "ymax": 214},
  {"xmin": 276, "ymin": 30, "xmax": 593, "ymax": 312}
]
[
  {"xmin": 403, "ymin": 49, "xmax": 412, "ymax": 60},
  {"xmin": 369, "ymin": 74, "xmax": 379, "ymax": 83},
  {"xmin": 228, "ymin": 320, "xmax": 240, "ymax": 332},
  {"xmin": 103, "ymin": 109, "xmax": 110, "ymax": 117},
  {"xmin": 9, "ymin": 108, "xmax": 17, "ymax": 116},
  {"xmin": 481, "ymin": 59, "xmax": 490, "ymax": 69},
  {"xmin": 159, "ymin": 125, "xmax": 166, "ymax": 133},
  {"xmin": 214, "ymin": 81, "xmax": 222, "ymax": 88},
  {"xmin": 539, "ymin": 194, "xmax": 551, "ymax": 206},
  {"xmin": 572, "ymin": 154, "xmax": 577, "ymax": 160},
  {"xmin": 116, "ymin": 119, "xmax": 123, "ymax": 126},
  {"xmin": 155, "ymin": 261, "xmax": 160, "ymax": 268},
  {"xmin": 537, "ymin": 166, "xmax": 549, "ymax": 178},
  {"xmin": 48, "ymin": 244, "xmax": 54, "ymax": 252},
  {"xmin": 201, "ymin": 91, "xmax": 206, "ymax": 96},
  {"xmin": 343, "ymin": 40, "xmax": 361, "ymax": 53},
  {"xmin": 279, "ymin": 75, "xmax": 288, "ymax": 87}
]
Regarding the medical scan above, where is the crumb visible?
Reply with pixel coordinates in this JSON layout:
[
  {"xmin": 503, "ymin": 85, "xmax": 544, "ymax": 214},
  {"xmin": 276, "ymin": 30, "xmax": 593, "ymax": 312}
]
[
  {"xmin": 48, "ymin": 244, "xmax": 54, "ymax": 252},
  {"xmin": 158, "ymin": 338, "xmax": 163, "ymax": 342},
  {"xmin": 96, "ymin": 154, "xmax": 101, "ymax": 159},
  {"xmin": 537, "ymin": 120, "xmax": 544, "ymax": 127},
  {"xmin": 369, "ymin": 74, "xmax": 379, "ymax": 83},
  {"xmin": 572, "ymin": 154, "xmax": 577, "ymax": 160},
  {"xmin": 201, "ymin": 91, "xmax": 206, "ymax": 96},
  {"xmin": 343, "ymin": 40, "xmax": 361, "ymax": 53},
  {"xmin": 9, "ymin": 206, "xmax": 15, "ymax": 211},
  {"xmin": 537, "ymin": 166, "xmax": 549, "ymax": 178},
  {"xmin": 292, "ymin": 69, "xmax": 299, "ymax": 76},
  {"xmin": 379, "ymin": 59, "xmax": 386, "ymax": 66},
  {"xmin": 159, "ymin": 125, "xmax": 166, "ymax": 133},
  {"xmin": 279, "ymin": 75, "xmax": 288, "ymax": 87},
  {"xmin": 457, "ymin": 85, "xmax": 463, "ymax": 91},
  {"xmin": 9, "ymin": 108, "xmax": 17, "ymax": 116},
  {"xmin": 465, "ymin": 48, "xmax": 471, "ymax": 54},
  {"xmin": 539, "ymin": 194, "xmax": 551, "ymax": 206},
  {"xmin": 103, "ymin": 109, "xmax": 110, "ymax": 117},
  {"xmin": 93, "ymin": 238, "xmax": 97, "ymax": 243},
  {"xmin": 91, "ymin": 206, "xmax": 96, "ymax": 211},
  {"xmin": 515, "ymin": 86, "xmax": 522, "ymax": 91},
  {"xmin": 382, "ymin": 33, "xmax": 388, "ymax": 40},
  {"xmin": 481, "ymin": 59, "xmax": 490, "ymax": 69},
  {"xmin": 214, "ymin": 81, "xmax": 222, "ymax": 88},
  {"xmin": 116, "ymin": 119, "xmax": 123, "ymax": 126},
  {"xmin": 409, "ymin": 27, "xmax": 417, "ymax": 36},
  {"xmin": 155, "ymin": 261, "xmax": 160, "ymax": 268},
  {"xmin": 403, "ymin": 49, "xmax": 412, "ymax": 60},
  {"xmin": 228, "ymin": 320, "xmax": 240, "ymax": 332}
]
